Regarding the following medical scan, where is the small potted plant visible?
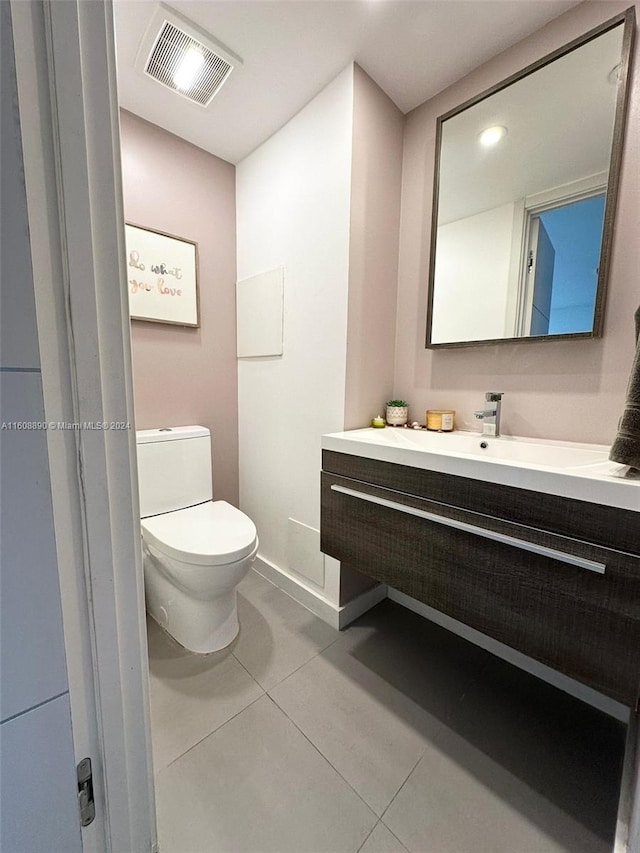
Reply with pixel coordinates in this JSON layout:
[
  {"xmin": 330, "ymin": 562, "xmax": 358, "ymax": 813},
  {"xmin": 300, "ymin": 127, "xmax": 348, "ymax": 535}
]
[{"xmin": 386, "ymin": 399, "xmax": 408, "ymax": 426}]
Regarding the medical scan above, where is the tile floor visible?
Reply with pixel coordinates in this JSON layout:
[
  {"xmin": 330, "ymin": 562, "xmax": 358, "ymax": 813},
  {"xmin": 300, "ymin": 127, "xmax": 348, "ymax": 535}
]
[{"xmin": 149, "ymin": 569, "xmax": 626, "ymax": 853}]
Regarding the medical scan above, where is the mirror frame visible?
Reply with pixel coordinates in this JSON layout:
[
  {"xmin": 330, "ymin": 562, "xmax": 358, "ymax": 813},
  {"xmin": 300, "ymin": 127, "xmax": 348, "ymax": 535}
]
[{"xmin": 425, "ymin": 7, "xmax": 636, "ymax": 349}]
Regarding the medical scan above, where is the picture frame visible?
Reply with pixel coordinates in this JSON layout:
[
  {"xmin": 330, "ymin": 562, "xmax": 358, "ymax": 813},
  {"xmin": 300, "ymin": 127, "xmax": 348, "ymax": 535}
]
[{"xmin": 125, "ymin": 223, "xmax": 199, "ymax": 327}]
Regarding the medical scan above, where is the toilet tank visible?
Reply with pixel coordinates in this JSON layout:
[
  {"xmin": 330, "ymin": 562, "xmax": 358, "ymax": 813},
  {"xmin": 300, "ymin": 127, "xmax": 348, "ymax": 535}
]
[{"xmin": 136, "ymin": 426, "xmax": 212, "ymax": 518}]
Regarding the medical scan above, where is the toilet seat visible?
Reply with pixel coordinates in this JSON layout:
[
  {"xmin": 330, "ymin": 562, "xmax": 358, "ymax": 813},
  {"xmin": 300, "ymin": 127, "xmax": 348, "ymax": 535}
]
[{"xmin": 141, "ymin": 500, "xmax": 257, "ymax": 566}]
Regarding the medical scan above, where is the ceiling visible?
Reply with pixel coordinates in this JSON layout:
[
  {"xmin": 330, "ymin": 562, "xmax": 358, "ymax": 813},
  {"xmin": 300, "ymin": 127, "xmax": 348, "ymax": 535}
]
[{"xmin": 113, "ymin": 0, "xmax": 582, "ymax": 165}]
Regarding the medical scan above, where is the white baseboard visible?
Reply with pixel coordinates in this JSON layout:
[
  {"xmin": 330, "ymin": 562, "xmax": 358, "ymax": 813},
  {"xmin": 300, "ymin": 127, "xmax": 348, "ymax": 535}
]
[
  {"xmin": 338, "ymin": 583, "xmax": 388, "ymax": 629},
  {"xmin": 252, "ymin": 556, "xmax": 385, "ymax": 630},
  {"xmin": 388, "ymin": 587, "xmax": 629, "ymax": 722}
]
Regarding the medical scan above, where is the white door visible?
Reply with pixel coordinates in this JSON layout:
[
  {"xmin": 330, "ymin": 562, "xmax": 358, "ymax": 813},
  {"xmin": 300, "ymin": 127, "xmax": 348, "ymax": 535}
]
[
  {"xmin": 518, "ymin": 215, "xmax": 556, "ymax": 336},
  {"xmin": 1, "ymin": 3, "xmax": 82, "ymax": 850},
  {"xmin": 527, "ymin": 216, "xmax": 556, "ymax": 335},
  {"xmin": 8, "ymin": 1, "xmax": 156, "ymax": 850}
]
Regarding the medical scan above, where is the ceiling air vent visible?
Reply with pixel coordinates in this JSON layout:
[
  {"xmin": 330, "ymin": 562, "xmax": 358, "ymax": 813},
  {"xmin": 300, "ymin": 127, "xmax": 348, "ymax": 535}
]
[{"xmin": 137, "ymin": 5, "xmax": 241, "ymax": 107}]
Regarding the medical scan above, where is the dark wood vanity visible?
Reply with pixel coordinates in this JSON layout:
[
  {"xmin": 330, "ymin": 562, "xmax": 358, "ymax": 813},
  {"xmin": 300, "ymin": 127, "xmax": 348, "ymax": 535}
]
[{"xmin": 321, "ymin": 450, "xmax": 640, "ymax": 706}]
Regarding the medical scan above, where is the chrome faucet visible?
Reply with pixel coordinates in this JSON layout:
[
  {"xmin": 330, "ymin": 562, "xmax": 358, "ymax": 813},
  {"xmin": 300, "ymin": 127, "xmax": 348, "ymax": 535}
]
[{"xmin": 474, "ymin": 392, "xmax": 504, "ymax": 437}]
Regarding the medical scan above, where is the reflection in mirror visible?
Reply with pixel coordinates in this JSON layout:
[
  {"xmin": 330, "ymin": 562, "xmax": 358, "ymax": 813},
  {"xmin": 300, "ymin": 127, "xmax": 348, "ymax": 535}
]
[
  {"xmin": 427, "ymin": 10, "xmax": 634, "ymax": 348},
  {"xmin": 522, "ymin": 194, "xmax": 605, "ymax": 336}
]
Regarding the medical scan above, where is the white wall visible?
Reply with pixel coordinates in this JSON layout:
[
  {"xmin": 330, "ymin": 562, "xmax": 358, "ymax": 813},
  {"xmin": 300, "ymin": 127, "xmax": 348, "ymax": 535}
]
[
  {"xmin": 0, "ymin": 5, "xmax": 81, "ymax": 850},
  {"xmin": 432, "ymin": 202, "xmax": 517, "ymax": 343},
  {"xmin": 236, "ymin": 67, "xmax": 354, "ymax": 606}
]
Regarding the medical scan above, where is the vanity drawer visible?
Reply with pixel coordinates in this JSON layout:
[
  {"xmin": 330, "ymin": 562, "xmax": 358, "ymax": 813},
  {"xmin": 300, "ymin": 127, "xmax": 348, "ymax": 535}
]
[
  {"xmin": 322, "ymin": 450, "xmax": 640, "ymax": 554},
  {"xmin": 321, "ymin": 472, "xmax": 640, "ymax": 705}
]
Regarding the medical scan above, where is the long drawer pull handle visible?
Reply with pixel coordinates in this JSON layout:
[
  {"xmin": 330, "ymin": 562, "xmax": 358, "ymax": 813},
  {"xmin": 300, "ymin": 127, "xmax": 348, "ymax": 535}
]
[{"xmin": 330, "ymin": 484, "xmax": 606, "ymax": 575}]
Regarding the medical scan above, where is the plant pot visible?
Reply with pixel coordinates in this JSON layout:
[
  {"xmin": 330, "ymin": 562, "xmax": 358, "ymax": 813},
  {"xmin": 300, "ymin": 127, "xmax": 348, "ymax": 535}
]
[{"xmin": 386, "ymin": 406, "xmax": 408, "ymax": 426}]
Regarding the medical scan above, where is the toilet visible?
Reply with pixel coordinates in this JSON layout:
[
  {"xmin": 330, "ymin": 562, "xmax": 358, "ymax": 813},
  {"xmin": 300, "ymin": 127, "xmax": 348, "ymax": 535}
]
[{"xmin": 136, "ymin": 426, "xmax": 258, "ymax": 653}]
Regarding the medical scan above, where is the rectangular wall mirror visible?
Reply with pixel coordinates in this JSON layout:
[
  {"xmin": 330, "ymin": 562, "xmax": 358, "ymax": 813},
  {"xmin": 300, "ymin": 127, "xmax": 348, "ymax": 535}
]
[{"xmin": 426, "ymin": 8, "xmax": 635, "ymax": 348}]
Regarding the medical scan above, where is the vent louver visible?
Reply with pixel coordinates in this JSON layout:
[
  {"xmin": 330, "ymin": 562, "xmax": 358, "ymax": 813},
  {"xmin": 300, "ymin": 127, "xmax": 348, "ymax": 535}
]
[{"xmin": 144, "ymin": 20, "xmax": 234, "ymax": 106}]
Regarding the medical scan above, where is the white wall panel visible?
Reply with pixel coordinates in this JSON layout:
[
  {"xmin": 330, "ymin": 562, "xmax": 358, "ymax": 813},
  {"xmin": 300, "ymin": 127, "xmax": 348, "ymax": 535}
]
[
  {"xmin": 236, "ymin": 68, "xmax": 353, "ymax": 604},
  {"xmin": 0, "ymin": 0, "xmax": 69, "ymax": 723},
  {"xmin": 287, "ymin": 518, "xmax": 324, "ymax": 588},
  {"xmin": 236, "ymin": 267, "xmax": 284, "ymax": 357},
  {"xmin": 0, "ymin": 2, "xmax": 40, "ymax": 370},
  {"xmin": 432, "ymin": 202, "xmax": 517, "ymax": 344},
  {"xmin": 0, "ymin": 694, "xmax": 81, "ymax": 853},
  {"xmin": 0, "ymin": 6, "xmax": 77, "ymax": 848},
  {"xmin": 0, "ymin": 320, "xmax": 69, "ymax": 727}
]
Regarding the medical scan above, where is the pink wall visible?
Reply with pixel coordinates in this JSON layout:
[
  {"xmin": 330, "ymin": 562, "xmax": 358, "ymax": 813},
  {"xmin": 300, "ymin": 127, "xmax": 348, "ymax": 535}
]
[
  {"xmin": 120, "ymin": 110, "xmax": 239, "ymax": 504},
  {"xmin": 345, "ymin": 65, "xmax": 404, "ymax": 430},
  {"xmin": 394, "ymin": 2, "xmax": 640, "ymax": 444},
  {"xmin": 341, "ymin": 65, "xmax": 404, "ymax": 604}
]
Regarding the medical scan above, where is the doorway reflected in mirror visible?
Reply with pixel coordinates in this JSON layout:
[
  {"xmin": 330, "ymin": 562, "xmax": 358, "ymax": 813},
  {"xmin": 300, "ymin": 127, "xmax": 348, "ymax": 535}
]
[{"xmin": 520, "ymin": 192, "xmax": 605, "ymax": 337}]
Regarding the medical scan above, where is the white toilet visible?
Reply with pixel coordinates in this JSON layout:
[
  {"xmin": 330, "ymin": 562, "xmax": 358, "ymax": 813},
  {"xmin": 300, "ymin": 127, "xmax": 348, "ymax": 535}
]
[{"xmin": 136, "ymin": 426, "xmax": 258, "ymax": 653}]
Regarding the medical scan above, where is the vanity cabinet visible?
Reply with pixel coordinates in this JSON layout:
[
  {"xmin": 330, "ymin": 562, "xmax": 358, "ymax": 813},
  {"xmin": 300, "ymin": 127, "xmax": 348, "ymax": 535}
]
[{"xmin": 321, "ymin": 450, "xmax": 640, "ymax": 706}]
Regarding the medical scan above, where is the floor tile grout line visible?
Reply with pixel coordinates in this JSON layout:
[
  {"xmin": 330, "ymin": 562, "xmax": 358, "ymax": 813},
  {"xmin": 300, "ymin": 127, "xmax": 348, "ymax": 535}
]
[
  {"xmin": 155, "ymin": 586, "xmax": 488, "ymax": 829},
  {"xmin": 379, "ymin": 750, "xmax": 425, "ymax": 824},
  {"xmin": 230, "ymin": 614, "xmax": 341, "ymax": 692},
  {"xmin": 355, "ymin": 819, "xmax": 380, "ymax": 853},
  {"xmin": 260, "ymin": 620, "xmax": 447, "ymax": 826},
  {"xmin": 265, "ymin": 693, "xmax": 380, "ymax": 822},
  {"xmin": 236, "ymin": 575, "xmax": 342, "ymax": 691},
  {"xmin": 381, "ymin": 822, "xmax": 410, "ymax": 852},
  {"xmin": 230, "ymin": 648, "xmax": 269, "ymax": 691},
  {"xmin": 160, "ymin": 692, "xmax": 266, "ymax": 774},
  {"xmin": 248, "ymin": 567, "xmax": 348, "ymax": 633},
  {"xmin": 252, "ymin": 633, "xmax": 342, "ymax": 692}
]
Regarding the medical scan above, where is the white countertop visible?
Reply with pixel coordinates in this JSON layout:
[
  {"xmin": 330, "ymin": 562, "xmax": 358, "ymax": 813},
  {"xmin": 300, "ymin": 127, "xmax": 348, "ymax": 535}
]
[{"xmin": 322, "ymin": 428, "xmax": 640, "ymax": 513}]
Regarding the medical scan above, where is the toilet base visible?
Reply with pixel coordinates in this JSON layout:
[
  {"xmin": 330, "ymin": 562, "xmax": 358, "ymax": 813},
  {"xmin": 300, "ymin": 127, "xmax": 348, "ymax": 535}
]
[
  {"xmin": 146, "ymin": 581, "xmax": 241, "ymax": 653},
  {"xmin": 147, "ymin": 592, "xmax": 240, "ymax": 653},
  {"xmin": 142, "ymin": 544, "xmax": 256, "ymax": 653}
]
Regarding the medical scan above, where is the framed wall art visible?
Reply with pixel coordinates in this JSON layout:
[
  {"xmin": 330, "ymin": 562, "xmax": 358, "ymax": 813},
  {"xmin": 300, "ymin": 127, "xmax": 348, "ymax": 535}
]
[{"xmin": 125, "ymin": 223, "xmax": 199, "ymax": 326}]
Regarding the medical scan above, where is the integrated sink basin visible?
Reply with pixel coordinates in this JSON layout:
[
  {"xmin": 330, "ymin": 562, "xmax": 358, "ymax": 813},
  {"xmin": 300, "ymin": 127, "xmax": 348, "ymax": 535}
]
[
  {"xmin": 335, "ymin": 428, "xmax": 610, "ymax": 469},
  {"xmin": 322, "ymin": 428, "xmax": 640, "ymax": 511}
]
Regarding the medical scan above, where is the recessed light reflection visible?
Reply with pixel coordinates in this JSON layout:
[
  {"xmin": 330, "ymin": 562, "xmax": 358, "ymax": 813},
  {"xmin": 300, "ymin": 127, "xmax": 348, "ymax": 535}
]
[{"xmin": 479, "ymin": 125, "xmax": 508, "ymax": 147}]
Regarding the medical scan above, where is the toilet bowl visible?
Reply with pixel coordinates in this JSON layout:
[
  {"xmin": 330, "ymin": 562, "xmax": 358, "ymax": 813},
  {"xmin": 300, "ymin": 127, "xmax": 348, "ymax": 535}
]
[{"xmin": 136, "ymin": 426, "xmax": 258, "ymax": 653}]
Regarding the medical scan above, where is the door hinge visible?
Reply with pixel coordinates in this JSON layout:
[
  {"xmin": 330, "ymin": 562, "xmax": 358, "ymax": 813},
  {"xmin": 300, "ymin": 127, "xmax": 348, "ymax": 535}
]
[
  {"xmin": 77, "ymin": 757, "xmax": 95, "ymax": 827},
  {"xmin": 527, "ymin": 250, "xmax": 534, "ymax": 272}
]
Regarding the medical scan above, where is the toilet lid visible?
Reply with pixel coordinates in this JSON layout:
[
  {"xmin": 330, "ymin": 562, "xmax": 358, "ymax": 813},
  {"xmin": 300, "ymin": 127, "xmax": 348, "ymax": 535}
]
[{"xmin": 141, "ymin": 501, "xmax": 257, "ymax": 566}]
